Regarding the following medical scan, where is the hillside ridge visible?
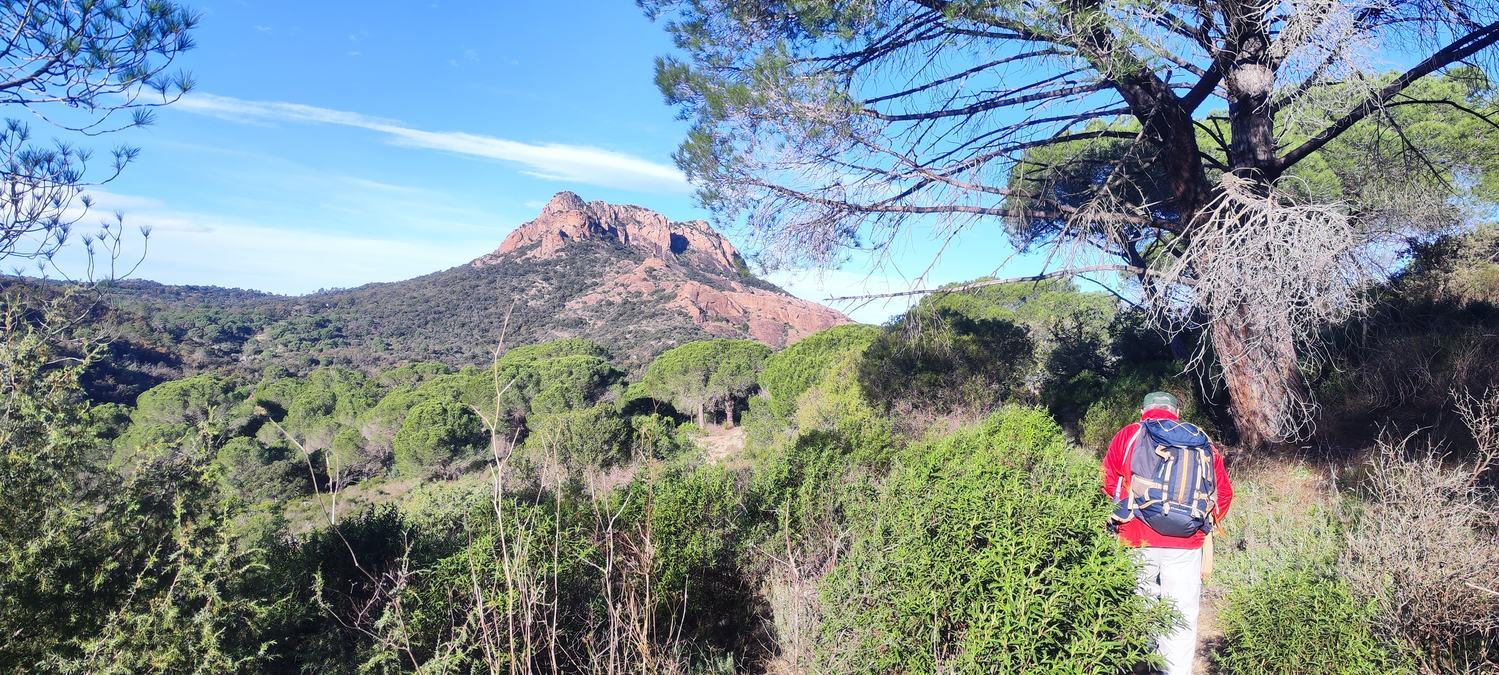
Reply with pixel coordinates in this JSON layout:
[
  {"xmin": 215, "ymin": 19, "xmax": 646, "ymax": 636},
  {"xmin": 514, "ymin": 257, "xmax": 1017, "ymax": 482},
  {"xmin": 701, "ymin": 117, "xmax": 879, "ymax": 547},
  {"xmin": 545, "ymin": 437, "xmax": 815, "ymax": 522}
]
[{"xmin": 55, "ymin": 192, "xmax": 849, "ymax": 401}]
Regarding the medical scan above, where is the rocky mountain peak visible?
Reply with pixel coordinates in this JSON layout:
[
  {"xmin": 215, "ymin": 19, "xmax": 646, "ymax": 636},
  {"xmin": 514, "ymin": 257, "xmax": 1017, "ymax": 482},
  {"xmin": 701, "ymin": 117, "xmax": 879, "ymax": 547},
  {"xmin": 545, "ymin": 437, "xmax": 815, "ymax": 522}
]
[
  {"xmin": 472, "ymin": 192, "xmax": 745, "ymax": 275},
  {"xmin": 463, "ymin": 192, "xmax": 848, "ymax": 349},
  {"xmin": 540, "ymin": 190, "xmax": 589, "ymax": 215}
]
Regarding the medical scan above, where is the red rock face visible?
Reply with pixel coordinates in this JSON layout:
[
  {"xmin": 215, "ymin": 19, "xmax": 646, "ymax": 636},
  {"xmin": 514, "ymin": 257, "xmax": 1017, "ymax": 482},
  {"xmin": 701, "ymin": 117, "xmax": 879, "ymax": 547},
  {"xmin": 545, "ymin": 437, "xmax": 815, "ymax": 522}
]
[
  {"xmin": 473, "ymin": 191, "xmax": 744, "ymax": 275},
  {"xmin": 473, "ymin": 191, "xmax": 848, "ymax": 348}
]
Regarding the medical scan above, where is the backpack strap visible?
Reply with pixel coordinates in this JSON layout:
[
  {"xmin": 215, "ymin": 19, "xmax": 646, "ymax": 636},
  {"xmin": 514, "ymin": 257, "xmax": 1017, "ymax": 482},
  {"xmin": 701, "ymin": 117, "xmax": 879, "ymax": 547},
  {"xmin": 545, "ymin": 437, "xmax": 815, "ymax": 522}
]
[{"xmin": 1113, "ymin": 424, "xmax": 1148, "ymax": 502}]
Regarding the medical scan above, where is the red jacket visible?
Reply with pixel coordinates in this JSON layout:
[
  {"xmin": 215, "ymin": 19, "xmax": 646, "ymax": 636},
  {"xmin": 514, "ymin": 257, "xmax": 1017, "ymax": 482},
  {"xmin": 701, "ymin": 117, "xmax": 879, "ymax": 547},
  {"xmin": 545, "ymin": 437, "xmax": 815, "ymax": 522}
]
[{"xmin": 1100, "ymin": 409, "xmax": 1232, "ymax": 549}]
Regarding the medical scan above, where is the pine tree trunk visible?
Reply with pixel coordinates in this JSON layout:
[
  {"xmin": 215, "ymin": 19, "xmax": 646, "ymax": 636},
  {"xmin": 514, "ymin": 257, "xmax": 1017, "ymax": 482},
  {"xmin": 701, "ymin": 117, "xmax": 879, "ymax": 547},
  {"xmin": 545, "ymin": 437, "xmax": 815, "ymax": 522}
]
[
  {"xmin": 697, "ymin": 402, "xmax": 705, "ymax": 428},
  {"xmin": 1210, "ymin": 303, "xmax": 1307, "ymax": 450},
  {"xmin": 723, "ymin": 399, "xmax": 735, "ymax": 429}
]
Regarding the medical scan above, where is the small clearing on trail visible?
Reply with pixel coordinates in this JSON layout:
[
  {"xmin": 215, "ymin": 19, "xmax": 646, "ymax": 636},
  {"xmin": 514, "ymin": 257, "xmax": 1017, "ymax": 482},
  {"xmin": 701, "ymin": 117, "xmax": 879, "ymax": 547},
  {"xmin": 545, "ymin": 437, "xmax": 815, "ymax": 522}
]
[{"xmin": 696, "ymin": 425, "xmax": 747, "ymax": 467}]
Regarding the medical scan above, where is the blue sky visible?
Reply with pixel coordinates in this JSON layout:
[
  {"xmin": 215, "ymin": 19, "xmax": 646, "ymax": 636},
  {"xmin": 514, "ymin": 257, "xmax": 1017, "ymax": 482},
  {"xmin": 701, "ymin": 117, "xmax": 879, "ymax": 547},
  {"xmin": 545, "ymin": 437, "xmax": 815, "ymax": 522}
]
[{"xmin": 48, "ymin": 1, "xmax": 1033, "ymax": 323}]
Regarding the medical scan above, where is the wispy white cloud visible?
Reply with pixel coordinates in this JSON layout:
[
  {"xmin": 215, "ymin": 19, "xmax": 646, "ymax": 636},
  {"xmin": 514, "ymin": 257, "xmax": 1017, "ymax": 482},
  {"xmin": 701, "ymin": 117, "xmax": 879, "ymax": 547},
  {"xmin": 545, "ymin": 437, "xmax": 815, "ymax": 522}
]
[
  {"xmin": 49, "ymin": 191, "xmax": 486, "ymax": 293},
  {"xmin": 174, "ymin": 93, "xmax": 692, "ymax": 194}
]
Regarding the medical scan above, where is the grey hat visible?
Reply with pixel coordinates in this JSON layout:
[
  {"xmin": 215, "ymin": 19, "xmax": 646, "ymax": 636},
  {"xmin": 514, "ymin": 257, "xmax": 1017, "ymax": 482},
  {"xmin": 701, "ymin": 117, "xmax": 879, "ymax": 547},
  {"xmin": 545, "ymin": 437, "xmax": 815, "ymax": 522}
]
[{"xmin": 1142, "ymin": 391, "xmax": 1181, "ymax": 410}]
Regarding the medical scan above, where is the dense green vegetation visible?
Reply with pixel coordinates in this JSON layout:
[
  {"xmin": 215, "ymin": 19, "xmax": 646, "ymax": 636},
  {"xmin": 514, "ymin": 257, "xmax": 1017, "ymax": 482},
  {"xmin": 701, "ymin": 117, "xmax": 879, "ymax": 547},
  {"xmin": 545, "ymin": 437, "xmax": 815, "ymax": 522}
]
[{"xmin": 5, "ymin": 228, "xmax": 1499, "ymax": 672}]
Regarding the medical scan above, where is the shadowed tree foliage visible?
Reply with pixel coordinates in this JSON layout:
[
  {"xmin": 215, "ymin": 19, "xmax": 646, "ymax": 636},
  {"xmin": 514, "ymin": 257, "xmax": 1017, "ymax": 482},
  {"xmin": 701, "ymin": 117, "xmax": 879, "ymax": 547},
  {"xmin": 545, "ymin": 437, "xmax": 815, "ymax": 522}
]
[{"xmin": 859, "ymin": 307, "xmax": 1035, "ymax": 416}]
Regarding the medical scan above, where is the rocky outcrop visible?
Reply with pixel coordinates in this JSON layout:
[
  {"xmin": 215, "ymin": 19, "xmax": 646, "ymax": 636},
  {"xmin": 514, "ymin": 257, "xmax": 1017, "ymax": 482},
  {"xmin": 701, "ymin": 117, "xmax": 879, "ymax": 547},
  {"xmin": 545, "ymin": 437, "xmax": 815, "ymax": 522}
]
[
  {"xmin": 474, "ymin": 192, "xmax": 848, "ymax": 348},
  {"xmin": 566, "ymin": 257, "xmax": 848, "ymax": 346},
  {"xmin": 473, "ymin": 191, "xmax": 745, "ymax": 276}
]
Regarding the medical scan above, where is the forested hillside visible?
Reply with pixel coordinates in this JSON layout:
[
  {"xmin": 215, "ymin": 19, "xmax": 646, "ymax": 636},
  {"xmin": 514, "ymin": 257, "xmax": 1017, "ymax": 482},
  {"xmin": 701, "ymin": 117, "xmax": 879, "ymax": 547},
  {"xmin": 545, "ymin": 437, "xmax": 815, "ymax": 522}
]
[{"xmin": 3, "ymin": 193, "xmax": 846, "ymax": 405}]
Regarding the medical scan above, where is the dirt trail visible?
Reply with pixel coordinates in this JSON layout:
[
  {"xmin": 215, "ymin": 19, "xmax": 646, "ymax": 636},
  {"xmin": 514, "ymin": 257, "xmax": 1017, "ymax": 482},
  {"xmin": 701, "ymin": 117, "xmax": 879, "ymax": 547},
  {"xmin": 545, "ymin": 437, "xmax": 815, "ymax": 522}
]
[{"xmin": 696, "ymin": 425, "xmax": 747, "ymax": 466}]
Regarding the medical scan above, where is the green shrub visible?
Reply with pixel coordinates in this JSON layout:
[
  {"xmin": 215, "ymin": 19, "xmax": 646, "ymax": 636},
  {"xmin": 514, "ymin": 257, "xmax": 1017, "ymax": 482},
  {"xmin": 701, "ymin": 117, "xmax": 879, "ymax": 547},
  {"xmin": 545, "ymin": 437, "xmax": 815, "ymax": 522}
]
[
  {"xmin": 525, "ymin": 404, "xmax": 631, "ymax": 467},
  {"xmin": 791, "ymin": 353, "xmax": 892, "ymax": 462},
  {"xmin": 748, "ymin": 430, "xmax": 874, "ymax": 558},
  {"xmin": 760, "ymin": 324, "xmax": 880, "ymax": 420},
  {"xmin": 740, "ymin": 395, "xmax": 786, "ymax": 456},
  {"xmin": 389, "ymin": 496, "xmax": 597, "ymax": 671},
  {"xmin": 630, "ymin": 413, "xmax": 692, "ymax": 460},
  {"xmin": 816, "ymin": 406, "xmax": 1168, "ymax": 673},
  {"xmin": 639, "ymin": 465, "xmax": 741, "ymax": 600},
  {"xmin": 215, "ymin": 437, "xmax": 309, "ymax": 503},
  {"xmin": 1212, "ymin": 476, "xmax": 1343, "ymax": 590},
  {"xmin": 1077, "ymin": 365, "xmax": 1215, "ymax": 451},
  {"xmin": 392, "ymin": 399, "xmax": 486, "ymax": 476},
  {"xmin": 915, "ymin": 278, "xmax": 1116, "ymax": 341},
  {"xmin": 1216, "ymin": 569, "xmax": 1403, "ymax": 675},
  {"xmin": 619, "ymin": 464, "xmax": 754, "ymax": 653}
]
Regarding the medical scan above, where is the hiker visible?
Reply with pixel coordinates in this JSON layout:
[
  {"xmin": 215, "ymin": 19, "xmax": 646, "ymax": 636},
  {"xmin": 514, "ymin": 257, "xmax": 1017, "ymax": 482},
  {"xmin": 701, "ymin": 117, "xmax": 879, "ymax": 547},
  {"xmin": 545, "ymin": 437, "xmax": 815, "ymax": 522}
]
[{"xmin": 1101, "ymin": 392, "xmax": 1233, "ymax": 675}]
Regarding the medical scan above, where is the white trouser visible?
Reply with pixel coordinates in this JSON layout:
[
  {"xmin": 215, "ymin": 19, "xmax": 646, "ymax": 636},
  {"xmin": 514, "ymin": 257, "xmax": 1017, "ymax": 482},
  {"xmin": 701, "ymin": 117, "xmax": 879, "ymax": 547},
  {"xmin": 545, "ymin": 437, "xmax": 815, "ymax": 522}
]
[{"xmin": 1136, "ymin": 546, "xmax": 1202, "ymax": 675}]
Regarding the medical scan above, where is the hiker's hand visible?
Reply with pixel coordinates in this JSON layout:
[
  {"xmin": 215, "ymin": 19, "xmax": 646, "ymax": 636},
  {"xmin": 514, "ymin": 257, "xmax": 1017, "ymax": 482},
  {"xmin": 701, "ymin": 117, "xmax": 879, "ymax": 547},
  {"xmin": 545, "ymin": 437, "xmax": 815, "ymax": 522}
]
[{"xmin": 1106, "ymin": 510, "xmax": 1127, "ymax": 534}]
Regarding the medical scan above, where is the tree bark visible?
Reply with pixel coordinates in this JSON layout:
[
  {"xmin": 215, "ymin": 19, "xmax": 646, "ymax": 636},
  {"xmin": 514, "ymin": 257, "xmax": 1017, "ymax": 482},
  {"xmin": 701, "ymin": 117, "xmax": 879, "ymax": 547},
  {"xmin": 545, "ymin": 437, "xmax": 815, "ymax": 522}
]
[
  {"xmin": 722, "ymin": 399, "xmax": 735, "ymax": 429},
  {"xmin": 697, "ymin": 402, "xmax": 705, "ymax": 428},
  {"xmin": 1209, "ymin": 303, "xmax": 1308, "ymax": 450}
]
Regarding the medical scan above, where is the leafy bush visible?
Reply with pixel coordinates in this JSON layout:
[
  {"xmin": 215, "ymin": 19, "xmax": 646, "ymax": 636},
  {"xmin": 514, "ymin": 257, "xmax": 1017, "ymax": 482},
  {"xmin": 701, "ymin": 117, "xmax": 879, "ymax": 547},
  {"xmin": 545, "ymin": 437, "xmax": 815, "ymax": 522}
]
[
  {"xmin": 392, "ymin": 399, "xmax": 486, "ymax": 476},
  {"xmin": 816, "ymin": 406, "xmax": 1167, "ymax": 672},
  {"xmin": 630, "ymin": 413, "xmax": 693, "ymax": 460},
  {"xmin": 760, "ymin": 324, "xmax": 880, "ymax": 420},
  {"xmin": 858, "ymin": 308, "xmax": 1034, "ymax": 416},
  {"xmin": 485, "ymin": 340, "xmax": 624, "ymax": 421},
  {"xmin": 1, "ymin": 295, "xmax": 276, "ymax": 670},
  {"xmin": 215, "ymin": 437, "xmax": 310, "ymax": 503},
  {"xmin": 619, "ymin": 464, "xmax": 755, "ymax": 653},
  {"xmin": 747, "ymin": 429, "xmax": 879, "ymax": 568},
  {"xmin": 740, "ymin": 394, "xmax": 786, "ymax": 455},
  {"xmin": 525, "ymin": 404, "xmax": 632, "ymax": 467},
  {"xmin": 1077, "ymin": 364, "xmax": 1216, "ymax": 451},
  {"xmin": 273, "ymin": 368, "xmax": 380, "ymax": 436},
  {"xmin": 919, "ymin": 279, "xmax": 1118, "ymax": 408},
  {"xmin": 387, "ymin": 496, "xmax": 598, "ymax": 671},
  {"xmin": 1216, "ymin": 569, "xmax": 1400, "ymax": 675},
  {"xmin": 791, "ymin": 353, "xmax": 892, "ymax": 462}
]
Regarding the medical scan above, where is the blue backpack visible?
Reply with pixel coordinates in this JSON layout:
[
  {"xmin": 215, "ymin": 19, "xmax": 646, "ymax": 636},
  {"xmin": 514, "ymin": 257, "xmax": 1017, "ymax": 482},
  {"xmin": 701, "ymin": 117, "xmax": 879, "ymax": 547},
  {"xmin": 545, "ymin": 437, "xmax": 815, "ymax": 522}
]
[{"xmin": 1112, "ymin": 419, "xmax": 1218, "ymax": 537}]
